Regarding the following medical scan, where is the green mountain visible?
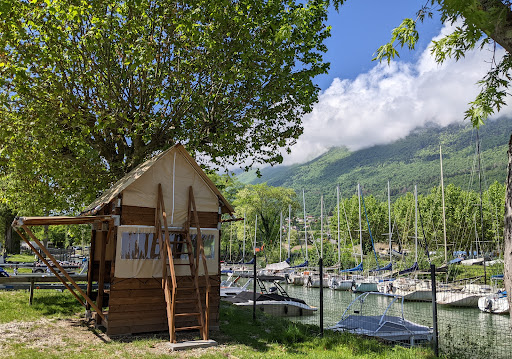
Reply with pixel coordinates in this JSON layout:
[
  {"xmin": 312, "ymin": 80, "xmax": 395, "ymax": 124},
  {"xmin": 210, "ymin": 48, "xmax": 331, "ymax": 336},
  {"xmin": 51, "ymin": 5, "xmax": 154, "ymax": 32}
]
[{"xmin": 237, "ymin": 116, "xmax": 511, "ymax": 214}]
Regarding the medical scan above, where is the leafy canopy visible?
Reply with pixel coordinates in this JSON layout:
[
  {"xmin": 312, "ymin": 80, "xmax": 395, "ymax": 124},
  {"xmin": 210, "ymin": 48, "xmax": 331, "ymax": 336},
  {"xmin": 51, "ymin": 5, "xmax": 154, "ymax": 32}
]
[
  {"xmin": 231, "ymin": 183, "xmax": 300, "ymax": 252},
  {"xmin": 0, "ymin": 0, "xmax": 330, "ymax": 213}
]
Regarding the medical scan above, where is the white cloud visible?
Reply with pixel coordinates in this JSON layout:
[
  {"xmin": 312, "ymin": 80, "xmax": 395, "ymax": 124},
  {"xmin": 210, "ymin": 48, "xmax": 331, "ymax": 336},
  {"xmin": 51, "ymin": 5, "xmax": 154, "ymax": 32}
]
[{"xmin": 282, "ymin": 23, "xmax": 511, "ymax": 165}]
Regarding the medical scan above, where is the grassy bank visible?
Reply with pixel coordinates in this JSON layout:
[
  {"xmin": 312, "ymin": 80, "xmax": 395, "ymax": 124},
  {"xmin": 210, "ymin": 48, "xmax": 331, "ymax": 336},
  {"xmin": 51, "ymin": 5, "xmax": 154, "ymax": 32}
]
[
  {"xmin": 4, "ymin": 254, "xmax": 37, "ymax": 263},
  {"xmin": 0, "ymin": 289, "xmax": 437, "ymax": 358}
]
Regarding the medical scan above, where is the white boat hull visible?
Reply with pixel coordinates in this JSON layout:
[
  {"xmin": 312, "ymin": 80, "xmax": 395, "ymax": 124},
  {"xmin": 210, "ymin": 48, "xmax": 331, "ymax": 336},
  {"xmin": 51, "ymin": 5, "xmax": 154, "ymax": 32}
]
[
  {"xmin": 437, "ymin": 291, "xmax": 482, "ymax": 307},
  {"xmin": 330, "ymin": 279, "xmax": 353, "ymax": 291},
  {"xmin": 353, "ymin": 282, "xmax": 378, "ymax": 293},
  {"xmin": 478, "ymin": 295, "xmax": 509, "ymax": 314},
  {"xmin": 395, "ymin": 289, "xmax": 432, "ymax": 302},
  {"xmin": 235, "ymin": 300, "xmax": 317, "ymax": 317},
  {"xmin": 304, "ymin": 276, "xmax": 329, "ymax": 288}
]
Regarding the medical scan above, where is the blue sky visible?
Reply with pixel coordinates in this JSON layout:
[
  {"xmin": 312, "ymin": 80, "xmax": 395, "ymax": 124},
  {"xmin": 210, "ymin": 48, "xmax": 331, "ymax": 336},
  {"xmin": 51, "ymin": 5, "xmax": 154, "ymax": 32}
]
[
  {"xmin": 316, "ymin": 1, "xmax": 443, "ymax": 89},
  {"xmin": 279, "ymin": 2, "xmax": 511, "ymax": 166}
]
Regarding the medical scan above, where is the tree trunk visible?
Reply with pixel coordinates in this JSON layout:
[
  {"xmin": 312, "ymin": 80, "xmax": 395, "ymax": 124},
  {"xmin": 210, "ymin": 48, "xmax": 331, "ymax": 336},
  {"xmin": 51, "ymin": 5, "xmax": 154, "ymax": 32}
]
[
  {"xmin": 43, "ymin": 224, "xmax": 48, "ymax": 249},
  {"xmin": 4, "ymin": 215, "xmax": 20, "ymax": 254},
  {"xmin": 504, "ymin": 134, "xmax": 512, "ymax": 328}
]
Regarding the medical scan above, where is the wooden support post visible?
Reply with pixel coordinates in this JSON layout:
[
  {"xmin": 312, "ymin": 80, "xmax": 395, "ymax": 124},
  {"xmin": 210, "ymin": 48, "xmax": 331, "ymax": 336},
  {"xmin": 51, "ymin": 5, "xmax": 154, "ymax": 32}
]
[
  {"xmin": 96, "ymin": 228, "xmax": 109, "ymax": 322},
  {"xmin": 86, "ymin": 230, "xmax": 96, "ymax": 311},
  {"xmin": 18, "ymin": 225, "xmax": 106, "ymax": 321},
  {"xmin": 29, "ymin": 279, "xmax": 35, "ymax": 305},
  {"xmin": 14, "ymin": 228, "xmax": 85, "ymax": 307},
  {"xmin": 189, "ymin": 186, "xmax": 210, "ymax": 340},
  {"xmin": 157, "ymin": 184, "xmax": 178, "ymax": 343}
]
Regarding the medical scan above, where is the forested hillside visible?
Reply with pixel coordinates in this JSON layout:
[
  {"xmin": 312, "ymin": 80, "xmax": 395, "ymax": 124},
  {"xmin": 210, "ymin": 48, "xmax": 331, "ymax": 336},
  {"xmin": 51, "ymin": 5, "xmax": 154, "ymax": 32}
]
[{"xmin": 237, "ymin": 116, "xmax": 511, "ymax": 215}]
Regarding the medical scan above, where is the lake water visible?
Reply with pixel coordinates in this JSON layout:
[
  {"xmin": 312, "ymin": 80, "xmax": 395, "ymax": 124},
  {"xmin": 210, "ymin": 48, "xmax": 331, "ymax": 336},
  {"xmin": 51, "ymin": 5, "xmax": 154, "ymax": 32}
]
[{"xmin": 233, "ymin": 279, "xmax": 512, "ymax": 359}]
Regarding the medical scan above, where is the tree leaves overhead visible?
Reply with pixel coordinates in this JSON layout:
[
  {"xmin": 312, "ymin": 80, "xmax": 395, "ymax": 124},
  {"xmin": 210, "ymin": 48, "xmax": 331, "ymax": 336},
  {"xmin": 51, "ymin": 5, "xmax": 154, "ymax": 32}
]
[
  {"xmin": 369, "ymin": 0, "xmax": 512, "ymax": 128},
  {"xmin": 0, "ymin": 0, "xmax": 330, "ymax": 213}
]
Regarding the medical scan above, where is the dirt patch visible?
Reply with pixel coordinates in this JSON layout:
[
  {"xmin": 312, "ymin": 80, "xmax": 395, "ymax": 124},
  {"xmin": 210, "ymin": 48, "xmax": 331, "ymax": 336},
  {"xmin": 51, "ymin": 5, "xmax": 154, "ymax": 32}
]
[{"xmin": 0, "ymin": 316, "xmax": 234, "ymax": 357}]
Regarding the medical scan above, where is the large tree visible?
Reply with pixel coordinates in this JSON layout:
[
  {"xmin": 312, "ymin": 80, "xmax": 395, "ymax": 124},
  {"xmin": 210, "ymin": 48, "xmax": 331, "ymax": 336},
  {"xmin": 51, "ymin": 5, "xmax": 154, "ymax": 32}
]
[
  {"xmin": 232, "ymin": 183, "xmax": 300, "ymax": 258},
  {"xmin": 0, "ymin": 0, "xmax": 330, "ymax": 213}
]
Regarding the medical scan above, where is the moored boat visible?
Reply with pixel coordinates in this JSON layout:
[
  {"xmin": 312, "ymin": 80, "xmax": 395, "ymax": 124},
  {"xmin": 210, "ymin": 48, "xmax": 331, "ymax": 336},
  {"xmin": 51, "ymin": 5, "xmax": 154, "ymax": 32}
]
[
  {"xmin": 478, "ymin": 291, "xmax": 509, "ymax": 314},
  {"xmin": 224, "ymin": 280, "xmax": 317, "ymax": 317},
  {"xmin": 328, "ymin": 292, "xmax": 433, "ymax": 346}
]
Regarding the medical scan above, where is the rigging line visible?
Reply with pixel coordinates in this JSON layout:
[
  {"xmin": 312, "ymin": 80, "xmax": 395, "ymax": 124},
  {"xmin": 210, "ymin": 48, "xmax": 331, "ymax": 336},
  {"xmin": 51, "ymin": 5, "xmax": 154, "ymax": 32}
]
[
  {"xmin": 418, "ymin": 201, "xmax": 431, "ymax": 263},
  {"xmin": 454, "ymin": 130, "xmax": 479, "ymax": 245},
  {"xmin": 340, "ymin": 192, "xmax": 355, "ymax": 250},
  {"xmin": 479, "ymin": 149, "xmax": 502, "ymax": 252},
  {"xmin": 360, "ymin": 190, "xmax": 380, "ymax": 268}
]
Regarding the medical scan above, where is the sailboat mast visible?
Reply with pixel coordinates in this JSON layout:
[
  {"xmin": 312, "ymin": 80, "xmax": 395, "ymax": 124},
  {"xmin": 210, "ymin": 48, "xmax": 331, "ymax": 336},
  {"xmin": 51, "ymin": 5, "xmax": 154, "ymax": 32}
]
[
  {"xmin": 303, "ymin": 189, "xmax": 308, "ymax": 262},
  {"xmin": 229, "ymin": 222, "xmax": 232, "ymax": 262},
  {"xmin": 280, "ymin": 211, "xmax": 283, "ymax": 262},
  {"xmin": 337, "ymin": 185, "xmax": 341, "ymax": 265},
  {"xmin": 288, "ymin": 204, "xmax": 291, "ymax": 260},
  {"xmin": 388, "ymin": 181, "xmax": 392, "ymax": 263},
  {"xmin": 358, "ymin": 183, "xmax": 363, "ymax": 263},
  {"xmin": 476, "ymin": 130, "xmax": 487, "ymax": 284},
  {"xmin": 254, "ymin": 214, "xmax": 257, "ymax": 255},
  {"xmin": 414, "ymin": 185, "xmax": 418, "ymax": 263},
  {"xmin": 243, "ymin": 211, "xmax": 246, "ymax": 260},
  {"xmin": 440, "ymin": 145, "xmax": 448, "ymax": 263}
]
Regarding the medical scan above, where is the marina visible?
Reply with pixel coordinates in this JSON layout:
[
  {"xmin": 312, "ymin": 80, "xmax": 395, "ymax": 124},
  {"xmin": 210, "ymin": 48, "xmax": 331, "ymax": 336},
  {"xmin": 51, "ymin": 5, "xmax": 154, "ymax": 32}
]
[{"xmin": 224, "ymin": 274, "xmax": 512, "ymax": 357}]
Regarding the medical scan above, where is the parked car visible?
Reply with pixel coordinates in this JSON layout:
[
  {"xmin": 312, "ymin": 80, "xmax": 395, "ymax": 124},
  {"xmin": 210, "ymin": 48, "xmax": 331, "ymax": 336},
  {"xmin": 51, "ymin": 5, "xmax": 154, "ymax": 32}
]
[{"xmin": 32, "ymin": 259, "xmax": 82, "ymax": 273}]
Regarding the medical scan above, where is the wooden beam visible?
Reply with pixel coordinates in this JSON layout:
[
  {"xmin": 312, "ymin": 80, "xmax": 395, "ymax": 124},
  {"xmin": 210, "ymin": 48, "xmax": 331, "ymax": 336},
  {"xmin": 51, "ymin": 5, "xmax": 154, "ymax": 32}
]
[
  {"xmin": 19, "ymin": 225, "xmax": 106, "ymax": 321},
  {"xmin": 158, "ymin": 184, "xmax": 178, "ymax": 343},
  {"xmin": 14, "ymin": 228, "xmax": 85, "ymax": 306},
  {"xmin": 86, "ymin": 230, "xmax": 96, "ymax": 311},
  {"xmin": 96, "ymin": 229, "xmax": 108, "ymax": 322},
  {"xmin": 189, "ymin": 186, "xmax": 210, "ymax": 340},
  {"xmin": 13, "ymin": 216, "xmax": 112, "ymax": 227}
]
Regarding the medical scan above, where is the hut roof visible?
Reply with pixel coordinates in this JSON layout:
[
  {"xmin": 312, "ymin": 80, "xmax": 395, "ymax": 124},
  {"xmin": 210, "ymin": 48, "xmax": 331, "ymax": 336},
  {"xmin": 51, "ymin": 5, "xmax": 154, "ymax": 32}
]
[{"xmin": 82, "ymin": 144, "xmax": 234, "ymax": 216}]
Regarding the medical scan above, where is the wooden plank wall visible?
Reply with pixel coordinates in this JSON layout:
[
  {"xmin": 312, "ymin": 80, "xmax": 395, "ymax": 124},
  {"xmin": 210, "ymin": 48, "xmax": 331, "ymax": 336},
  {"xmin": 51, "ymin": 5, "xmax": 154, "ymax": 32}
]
[
  {"xmin": 106, "ymin": 275, "xmax": 221, "ymax": 336},
  {"xmin": 121, "ymin": 205, "xmax": 219, "ymax": 228}
]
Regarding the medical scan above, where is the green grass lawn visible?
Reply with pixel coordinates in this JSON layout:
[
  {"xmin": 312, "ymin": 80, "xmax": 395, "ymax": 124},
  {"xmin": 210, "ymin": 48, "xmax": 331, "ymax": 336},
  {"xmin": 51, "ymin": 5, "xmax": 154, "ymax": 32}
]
[
  {"xmin": 5, "ymin": 254, "xmax": 37, "ymax": 263},
  {"xmin": 0, "ymin": 289, "xmax": 439, "ymax": 358}
]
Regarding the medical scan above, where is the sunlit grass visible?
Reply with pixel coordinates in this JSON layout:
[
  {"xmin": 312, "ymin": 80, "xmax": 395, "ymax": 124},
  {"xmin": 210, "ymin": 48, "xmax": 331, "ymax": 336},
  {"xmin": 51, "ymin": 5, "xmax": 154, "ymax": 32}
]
[
  {"xmin": 0, "ymin": 290, "xmax": 83, "ymax": 323},
  {"xmin": 5, "ymin": 254, "xmax": 37, "ymax": 263},
  {"xmin": 0, "ymin": 290, "xmax": 439, "ymax": 358}
]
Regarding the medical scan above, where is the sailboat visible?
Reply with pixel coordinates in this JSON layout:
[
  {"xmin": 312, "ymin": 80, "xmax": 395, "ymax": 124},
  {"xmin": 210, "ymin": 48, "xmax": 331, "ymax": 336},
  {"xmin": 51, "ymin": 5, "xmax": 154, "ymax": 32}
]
[
  {"xmin": 351, "ymin": 184, "xmax": 380, "ymax": 293},
  {"xmin": 391, "ymin": 185, "xmax": 433, "ymax": 301},
  {"xmin": 286, "ymin": 200, "xmax": 309, "ymax": 285},
  {"xmin": 304, "ymin": 195, "xmax": 329, "ymax": 288},
  {"xmin": 437, "ymin": 133, "xmax": 497, "ymax": 308},
  {"xmin": 329, "ymin": 186, "xmax": 363, "ymax": 290},
  {"xmin": 478, "ymin": 276, "xmax": 509, "ymax": 314}
]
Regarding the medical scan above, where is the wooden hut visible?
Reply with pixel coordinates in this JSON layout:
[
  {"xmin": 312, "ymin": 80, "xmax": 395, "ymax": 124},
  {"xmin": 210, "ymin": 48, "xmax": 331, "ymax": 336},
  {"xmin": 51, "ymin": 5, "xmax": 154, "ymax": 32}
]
[{"xmin": 12, "ymin": 144, "xmax": 234, "ymax": 344}]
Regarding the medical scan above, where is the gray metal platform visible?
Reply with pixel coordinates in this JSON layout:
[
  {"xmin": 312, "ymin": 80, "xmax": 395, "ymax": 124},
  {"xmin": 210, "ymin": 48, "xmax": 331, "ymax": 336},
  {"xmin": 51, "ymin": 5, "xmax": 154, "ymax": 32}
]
[{"xmin": 168, "ymin": 339, "xmax": 217, "ymax": 351}]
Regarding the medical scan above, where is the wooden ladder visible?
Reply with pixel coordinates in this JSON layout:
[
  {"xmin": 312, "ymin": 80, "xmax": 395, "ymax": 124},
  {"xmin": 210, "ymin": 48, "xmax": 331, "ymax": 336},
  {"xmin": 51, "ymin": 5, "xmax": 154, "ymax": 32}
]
[{"xmin": 156, "ymin": 184, "xmax": 211, "ymax": 343}]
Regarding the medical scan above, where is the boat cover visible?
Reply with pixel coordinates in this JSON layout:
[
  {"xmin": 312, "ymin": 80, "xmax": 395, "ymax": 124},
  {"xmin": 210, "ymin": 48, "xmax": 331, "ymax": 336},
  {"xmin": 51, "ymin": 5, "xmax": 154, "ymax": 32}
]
[
  {"xmin": 398, "ymin": 262, "xmax": 419, "ymax": 275},
  {"xmin": 340, "ymin": 262, "xmax": 363, "ymax": 273},
  {"xmin": 370, "ymin": 262, "xmax": 392, "ymax": 272},
  {"xmin": 333, "ymin": 315, "xmax": 432, "ymax": 341},
  {"xmin": 448, "ymin": 257, "xmax": 463, "ymax": 264},
  {"xmin": 290, "ymin": 260, "xmax": 309, "ymax": 268},
  {"xmin": 239, "ymin": 257, "xmax": 255, "ymax": 265},
  {"xmin": 265, "ymin": 260, "xmax": 290, "ymax": 271}
]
